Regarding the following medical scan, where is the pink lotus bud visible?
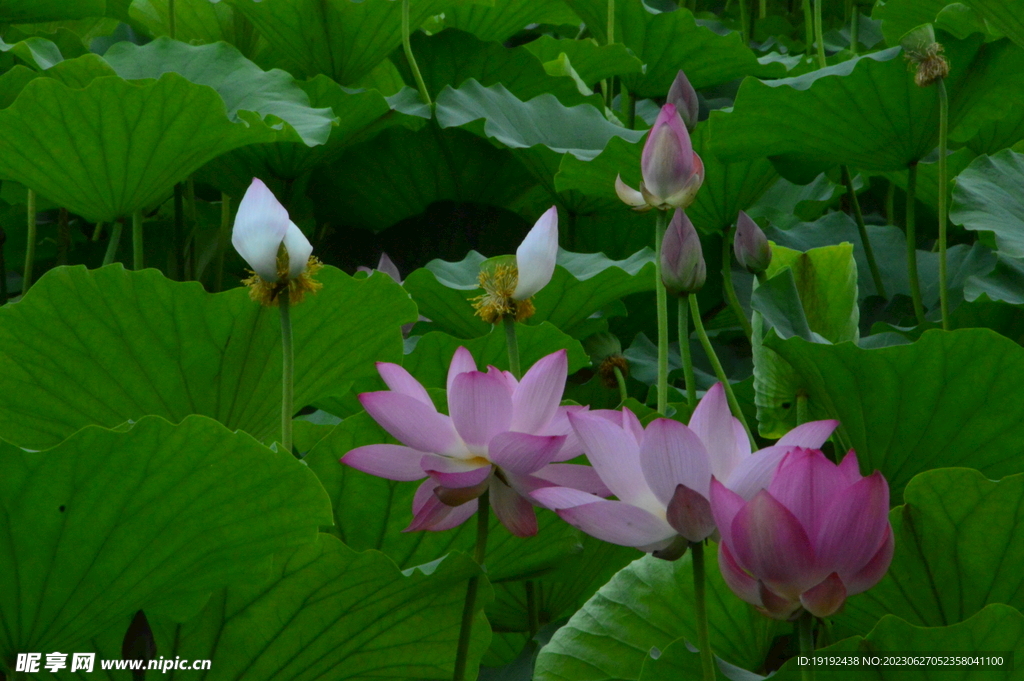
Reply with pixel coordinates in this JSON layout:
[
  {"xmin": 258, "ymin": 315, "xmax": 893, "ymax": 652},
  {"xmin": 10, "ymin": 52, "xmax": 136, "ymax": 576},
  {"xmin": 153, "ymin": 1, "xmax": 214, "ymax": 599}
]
[
  {"xmin": 660, "ymin": 209, "xmax": 705, "ymax": 295},
  {"xmin": 733, "ymin": 210, "xmax": 772, "ymax": 274},
  {"xmin": 639, "ymin": 104, "xmax": 704, "ymax": 210},
  {"xmin": 711, "ymin": 448, "xmax": 894, "ymax": 620},
  {"xmin": 667, "ymin": 70, "xmax": 699, "ymax": 130}
]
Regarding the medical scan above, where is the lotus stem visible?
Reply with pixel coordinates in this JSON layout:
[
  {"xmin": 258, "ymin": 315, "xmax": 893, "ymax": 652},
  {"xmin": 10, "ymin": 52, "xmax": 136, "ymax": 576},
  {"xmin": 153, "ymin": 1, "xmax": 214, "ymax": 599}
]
[
  {"xmin": 103, "ymin": 219, "xmax": 124, "ymax": 267},
  {"xmin": 679, "ymin": 296, "xmax": 697, "ymax": 408},
  {"xmin": 168, "ymin": 0, "xmax": 176, "ymax": 39},
  {"xmin": 801, "ymin": 0, "xmax": 813, "ymax": 55},
  {"xmin": 906, "ymin": 163, "xmax": 926, "ymax": 324},
  {"xmin": 937, "ymin": 78, "xmax": 950, "ymax": 330},
  {"xmin": 721, "ymin": 229, "xmax": 753, "ymax": 340},
  {"xmin": 279, "ymin": 292, "xmax": 294, "ymax": 455},
  {"xmin": 613, "ymin": 365, "xmax": 628, "ymax": 405},
  {"xmin": 453, "ymin": 490, "xmax": 490, "ymax": 681},
  {"xmin": 813, "ymin": 0, "xmax": 826, "ymax": 67},
  {"xmin": 739, "ymin": 0, "xmax": 751, "ymax": 44},
  {"xmin": 402, "ymin": 0, "xmax": 432, "ymax": 107},
  {"xmin": 503, "ymin": 314, "xmax": 522, "ymax": 379},
  {"xmin": 798, "ymin": 611, "xmax": 816, "ymax": 681},
  {"xmin": 22, "ymin": 188, "xmax": 35, "ymax": 293},
  {"xmin": 91, "ymin": 220, "xmax": 104, "ymax": 242},
  {"xmin": 132, "ymin": 210, "xmax": 144, "ymax": 270},
  {"xmin": 654, "ymin": 210, "xmax": 671, "ymax": 414},
  {"xmin": 607, "ymin": 0, "xmax": 615, "ymax": 44},
  {"xmin": 841, "ymin": 166, "xmax": 886, "ymax": 298},
  {"xmin": 849, "ymin": 2, "xmax": 859, "ymax": 54},
  {"xmin": 691, "ymin": 541, "xmax": 718, "ymax": 681},
  {"xmin": 690, "ymin": 294, "xmax": 756, "ymax": 448}
]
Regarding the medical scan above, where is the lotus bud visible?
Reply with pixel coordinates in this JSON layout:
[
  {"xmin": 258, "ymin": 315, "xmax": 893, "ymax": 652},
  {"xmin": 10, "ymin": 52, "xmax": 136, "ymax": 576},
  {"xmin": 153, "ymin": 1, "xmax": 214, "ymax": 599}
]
[
  {"xmin": 232, "ymin": 178, "xmax": 322, "ymax": 306},
  {"xmin": 584, "ymin": 332, "xmax": 629, "ymax": 389},
  {"xmin": 667, "ymin": 70, "xmax": 699, "ymax": 130},
  {"xmin": 617, "ymin": 104, "xmax": 705, "ymax": 211},
  {"xmin": 733, "ymin": 211, "xmax": 772, "ymax": 275},
  {"xmin": 660, "ymin": 209, "xmax": 706, "ymax": 295},
  {"xmin": 472, "ymin": 206, "xmax": 558, "ymax": 324}
]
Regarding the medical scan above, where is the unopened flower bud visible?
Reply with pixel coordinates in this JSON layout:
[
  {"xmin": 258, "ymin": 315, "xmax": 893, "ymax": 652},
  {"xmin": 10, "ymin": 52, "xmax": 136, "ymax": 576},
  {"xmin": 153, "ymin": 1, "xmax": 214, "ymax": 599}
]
[
  {"xmin": 585, "ymin": 332, "xmax": 629, "ymax": 389},
  {"xmin": 733, "ymin": 210, "xmax": 772, "ymax": 275},
  {"xmin": 660, "ymin": 209, "xmax": 705, "ymax": 295},
  {"xmin": 667, "ymin": 70, "xmax": 699, "ymax": 130},
  {"xmin": 617, "ymin": 104, "xmax": 705, "ymax": 212}
]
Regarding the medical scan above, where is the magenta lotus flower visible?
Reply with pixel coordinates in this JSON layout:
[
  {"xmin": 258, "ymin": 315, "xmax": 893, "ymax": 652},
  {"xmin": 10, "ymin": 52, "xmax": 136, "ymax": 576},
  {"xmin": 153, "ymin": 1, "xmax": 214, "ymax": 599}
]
[
  {"xmin": 616, "ymin": 103, "xmax": 705, "ymax": 212},
  {"xmin": 711, "ymin": 448, "xmax": 894, "ymax": 620},
  {"xmin": 341, "ymin": 347, "xmax": 607, "ymax": 537},
  {"xmin": 667, "ymin": 69, "xmax": 699, "ymax": 130},
  {"xmin": 532, "ymin": 383, "xmax": 838, "ymax": 554},
  {"xmin": 734, "ymin": 210, "xmax": 772, "ymax": 274}
]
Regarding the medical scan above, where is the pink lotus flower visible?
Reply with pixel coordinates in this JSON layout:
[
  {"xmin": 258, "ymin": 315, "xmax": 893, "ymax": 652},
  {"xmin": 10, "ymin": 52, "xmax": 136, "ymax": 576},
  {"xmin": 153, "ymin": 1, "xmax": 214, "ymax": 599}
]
[
  {"xmin": 711, "ymin": 448, "xmax": 893, "ymax": 620},
  {"xmin": 616, "ymin": 103, "xmax": 705, "ymax": 212},
  {"xmin": 341, "ymin": 348, "xmax": 606, "ymax": 536},
  {"xmin": 532, "ymin": 383, "xmax": 838, "ymax": 555}
]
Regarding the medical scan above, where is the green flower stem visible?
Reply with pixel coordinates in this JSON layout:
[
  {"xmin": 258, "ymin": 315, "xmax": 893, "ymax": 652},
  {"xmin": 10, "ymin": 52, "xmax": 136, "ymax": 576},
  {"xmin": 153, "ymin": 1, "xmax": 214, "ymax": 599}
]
[
  {"xmin": 91, "ymin": 220, "xmax": 104, "ymax": 242},
  {"xmin": 739, "ymin": 0, "xmax": 750, "ymax": 44},
  {"xmin": 813, "ymin": 0, "xmax": 826, "ymax": 67},
  {"xmin": 679, "ymin": 296, "xmax": 697, "ymax": 408},
  {"xmin": 173, "ymin": 183, "xmax": 185, "ymax": 280},
  {"xmin": 402, "ymin": 0, "xmax": 432, "ymax": 107},
  {"xmin": 279, "ymin": 292, "xmax": 294, "ymax": 456},
  {"xmin": 168, "ymin": 0, "xmax": 176, "ymax": 39},
  {"xmin": 937, "ymin": 78, "xmax": 950, "ymax": 331},
  {"xmin": 607, "ymin": 0, "xmax": 615, "ymax": 44},
  {"xmin": 613, "ymin": 365, "xmax": 629, "ymax": 405},
  {"xmin": 690, "ymin": 294, "xmax": 756, "ymax": 448},
  {"xmin": 454, "ymin": 490, "xmax": 490, "ymax": 681},
  {"xmin": 22, "ymin": 188, "xmax": 36, "ymax": 293},
  {"xmin": 798, "ymin": 611, "xmax": 816, "ymax": 681},
  {"xmin": 721, "ymin": 230, "xmax": 752, "ymax": 340},
  {"xmin": 654, "ymin": 210, "xmax": 671, "ymax": 415},
  {"xmin": 502, "ymin": 314, "xmax": 522, "ymax": 379},
  {"xmin": 215, "ymin": 192, "xmax": 232, "ymax": 292},
  {"xmin": 841, "ymin": 165, "xmax": 887, "ymax": 298},
  {"xmin": 102, "ymin": 219, "xmax": 124, "ymax": 266},
  {"xmin": 801, "ymin": 0, "xmax": 814, "ymax": 55},
  {"xmin": 849, "ymin": 2, "xmax": 859, "ymax": 54},
  {"xmin": 132, "ymin": 210, "xmax": 144, "ymax": 270},
  {"xmin": 759, "ymin": 0, "xmax": 767, "ymax": 19},
  {"xmin": 525, "ymin": 580, "xmax": 539, "ymax": 638},
  {"xmin": 691, "ymin": 541, "xmax": 718, "ymax": 681},
  {"xmin": 906, "ymin": 163, "xmax": 926, "ymax": 324}
]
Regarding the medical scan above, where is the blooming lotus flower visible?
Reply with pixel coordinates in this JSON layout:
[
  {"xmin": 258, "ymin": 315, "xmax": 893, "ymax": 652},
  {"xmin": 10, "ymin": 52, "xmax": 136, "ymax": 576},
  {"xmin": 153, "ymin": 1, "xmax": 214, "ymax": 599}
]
[
  {"xmin": 711, "ymin": 448, "xmax": 893, "ymax": 620},
  {"xmin": 667, "ymin": 70, "xmax": 699, "ymax": 130},
  {"xmin": 357, "ymin": 252, "xmax": 403, "ymax": 282},
  {"xmin": 734, "ymin": 211, "xmax": 772, "ymax": 275},
  {"xmin": 232, "ymin": 178, "xmax": 321, "ymax": 305},
  {"xmin": 473, "ymin": 206, "xmax": 558, "ymax": 324},
  {"xmin": 660, "ymin": 209, "xmax": 706, "ymax": 296},
  {"xmin": 532, "ymin": 383, "xmax": 838, "ymax": 556},
  {"xmin": 341, "ymin": 347, "xmax": 607, "ymax": 536},
  {"xmin": 616, "ymin": 104, "xmax": 705, "ymax": 212}
]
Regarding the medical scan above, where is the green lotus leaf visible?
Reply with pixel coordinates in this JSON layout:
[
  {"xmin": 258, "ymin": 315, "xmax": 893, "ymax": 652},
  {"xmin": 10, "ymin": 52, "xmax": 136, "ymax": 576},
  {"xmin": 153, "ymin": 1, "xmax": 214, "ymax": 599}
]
[
  {"xmin": 445, "ymin": 0, "xmax": 580, "ymax": 43},
  {"xmin": 129, "ymin": 0, "xmax": 237, "ymax": 44},
  {"xmin": 534, "ymin": 550, "xmax": 782, "ymax": 681},
  {"xmin": 951, "ymin": 148, "xmax": 1024, "ymax": 257},
  {"xmin": 562, "ymin": 0, "xmax": 785, "ymax": 95},
  {"xmin": 774, "ymin": 604, "xmax": 1024, "ymax": 680},
  {"xmin": 0, "ymin": 265, "xmax": 416, "ymax": 449},
  {"xmin": 524, "ymin": 36, "xmax": 644, "ymax": 85},
  {"xmin": 0, "ymin": 415, "xmax": 332, "ymax": 668},
  {"xmin": 145, "ymin": 535, "xmax": 491, "ymax": 681},
  {"xmin": 0, "ymin": 0, "xmax": 104, "ymax": 23},
  {"xmin": 841, "ymin": 468, "xmax": 1024, "ymax": 633},
  {"xmin": 766, "ymin": 328, "xmax": 1024, "ymax": 500}
]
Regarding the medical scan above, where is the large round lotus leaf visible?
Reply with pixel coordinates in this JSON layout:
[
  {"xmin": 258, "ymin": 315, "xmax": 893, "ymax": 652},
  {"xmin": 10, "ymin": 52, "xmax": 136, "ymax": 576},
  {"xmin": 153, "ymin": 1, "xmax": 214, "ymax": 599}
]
[
  {"xmin": 951, "ymin": 149, "xmax": 1024, "ymax": 257},
  {"xmin": 0, "ymin": 415, "xmax": 332, "ymax": 667},
  {"xmin": 146, "ymin": 535, "xmax": 492, "ymax": 681},
  {"xmin": 711, "ymin": 37, "xmax": 1024, "ymax": 175},
  {"xmin": 841, "ymin": 469, "xmax": 1024, "ymax": 633},
  {"xmin": 225, "ymin": 0, "xmax": 452, "ymax": 85},
  {"xmin": 103, "ymin": 37, "xmax": 336, "ymax": 147},
  {"xmin": 534, "ymin": 550, "xmax": 782, "ymax": 681},
  {"xmin": 562, "ymin": 0, "xmax": 786, "ymax": 94},
  {"xmin": 0, "ymin": 0, "xmax": 104, "ymax": 23},
  {"xmin": 445, "ymin": 0, "xmax": 581, "ymax": 43},
  {"xmin": 0, "ymin": 265, "xmax": 416, "ymax": 449},
  {"xmin": 0, "ymin": 69, "xmax": 284, "ymax": 222},
  {"xmin": 766, "ymin": 328, "xmax": 1024, "ymax": 501},
  {"xmin": 773, "ymin": 604, "xmax": 1024, "ymax": 680}
]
